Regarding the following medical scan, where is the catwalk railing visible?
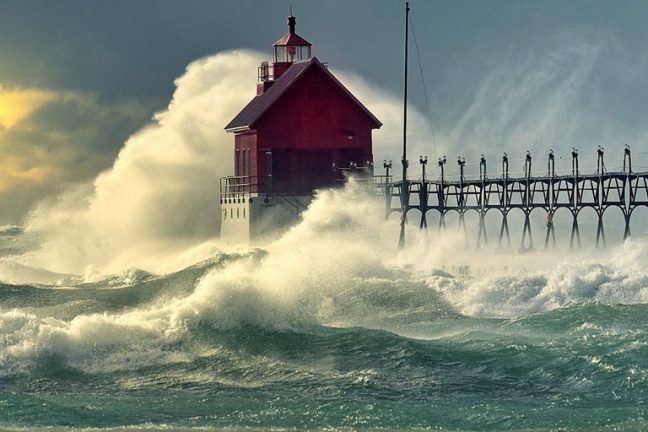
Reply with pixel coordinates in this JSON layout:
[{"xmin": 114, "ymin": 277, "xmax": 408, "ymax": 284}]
[{"xmin": 378, "ymin": 146, "xmax": 648, "ymax": 249}]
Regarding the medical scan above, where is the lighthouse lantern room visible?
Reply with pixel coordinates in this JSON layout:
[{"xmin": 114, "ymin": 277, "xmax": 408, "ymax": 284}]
[
  {"xmin": 271, "ymin": 15, "xmax": 311, "ymax": 77},
  {"xmin": 220, "ymin": 14, "xmax": 382, "ymax": 244}
]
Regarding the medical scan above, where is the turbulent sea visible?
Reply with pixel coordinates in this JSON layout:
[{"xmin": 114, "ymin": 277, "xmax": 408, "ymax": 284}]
[{"xmin": 2, "ymin": 185, "xmax": 648, "ymax": 432}]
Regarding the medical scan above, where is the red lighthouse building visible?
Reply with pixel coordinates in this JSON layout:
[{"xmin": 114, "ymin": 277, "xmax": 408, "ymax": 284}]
[{"xmin": 220, "ymin": 14, "xmax": 382, "ymax": 243}]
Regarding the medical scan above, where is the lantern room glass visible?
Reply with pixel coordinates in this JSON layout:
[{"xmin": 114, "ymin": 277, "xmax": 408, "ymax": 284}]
[{"xmin": 274, "ymin": 45, "xmax": 311, "ymax": 63}]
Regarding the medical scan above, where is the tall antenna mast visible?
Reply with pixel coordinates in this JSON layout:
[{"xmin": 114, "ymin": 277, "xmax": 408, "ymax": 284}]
[{"xmin": 399, "ymin": 2, "xmax": 410, "ymax": 249}]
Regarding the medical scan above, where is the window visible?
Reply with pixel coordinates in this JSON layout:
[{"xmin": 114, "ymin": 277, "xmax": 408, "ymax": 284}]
[
  {"xmin": 274, "ymin": 45, "xmax": 311, "ymax": 62},
  {"xmin": 274, "ymin": 46, "xmax": 287, "ymax": 62},
  {"xmin": 244, "ymin": 149, "xmax": 251, "ymax": 176},
  {"xmin": 235, "ymin": 149, "xmax": 241, "ymax": 176}
]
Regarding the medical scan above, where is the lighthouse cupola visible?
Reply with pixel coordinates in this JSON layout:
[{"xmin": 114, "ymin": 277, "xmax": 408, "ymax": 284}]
[
  {"xmin": 258, "ymin": 15, "xmax": 311, "ymax": 90},
  {"xmin": 273, "ymin": 15, "xmax": 312, "ymax": 65}
]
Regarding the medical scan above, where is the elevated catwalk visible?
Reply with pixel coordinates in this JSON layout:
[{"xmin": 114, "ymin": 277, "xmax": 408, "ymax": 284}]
[{"xmin": 379, "ymin": 146, "xmax": 647, "ymax": 249}]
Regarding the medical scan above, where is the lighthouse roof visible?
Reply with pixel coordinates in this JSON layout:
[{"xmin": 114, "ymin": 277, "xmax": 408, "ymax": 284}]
[
  {"xmin": 273, "ymin": 15, "xmax": 311, "ymax": 47},
  {"xmin": 273, "ymin": 32, "xmax": 311, "ymax": 47},
  {"xmin": 225, "ymin": 57, "xmax": 382, "ymax": 133}
]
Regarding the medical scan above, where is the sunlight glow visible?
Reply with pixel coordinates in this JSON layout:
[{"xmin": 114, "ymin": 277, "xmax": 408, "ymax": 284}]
[{"xmin": 0, "ymin": 84, "xmax": 56, "ymax": 130}]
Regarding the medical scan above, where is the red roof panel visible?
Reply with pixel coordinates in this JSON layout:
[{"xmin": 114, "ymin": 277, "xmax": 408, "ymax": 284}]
[
  {"xmin": 225, "ymin": 57, "xmax": 382, "ymax": 134},
  {"xmin": 274, "ymin": 33, "xmax": 311, "ymax": 47}
]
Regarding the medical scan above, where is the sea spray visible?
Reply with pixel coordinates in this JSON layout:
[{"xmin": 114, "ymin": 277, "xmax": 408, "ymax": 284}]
[
  {"xmin": 11, "ymin": 51, "xmax": 428, "ymax": 281},
  {"xmin": 2, "ymin": 184, "xmax": 648, "ymax": 430},
  {"xmin": 0, "ymin": 182, "xmax": 459, "ymax": 376},
  {"xmin": 166, "ymin": 180, "xmax": 456, "ymax": 331},
  {"xmin": 8, "ymin": 168, "xmax": 648, "ymax": 328},
  {"xmin": 416, "ymin": 238, "xmax": 648, "ymax": 319},
  {"xmin": 17, "ymin": 50, "xmax": 265, "ymax": 278}
]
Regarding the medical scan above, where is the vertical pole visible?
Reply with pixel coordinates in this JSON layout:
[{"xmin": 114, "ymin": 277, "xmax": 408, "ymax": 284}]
[
  {"xmin": 570, "ymin": 148, "xmax": 581, "ymax": 249},
  {"xmin": 499, "ymin": 212, "xmax": 510, "ymax": 248},
  {"xmin": 521, "ymin": 152, "xmax": 533, "ymax": 250},
  {"xmin": 571, "ymin": 212, "xmax": 581, "ymax": 249},
  {"xmin": 420, "ymin": 156, "xmax": 428, "ymax": 182},
  {"xmin": 477, "ymin": 155, "xmax": 487, "ymax": 248},
  {"xmin": 624, "ymin": 145, "xmax": 632, "ymax": 239},
  {"xmin": 457, "ymin": 157, "xmax": 467, "ymax": 246},
  {"xmin": 398, "ymin": 2, "xmax": 410, "ymax": 249},
  {"xmin": 545, "ymin": 150, "xmax": 556, "ymax": 249},
  {"xmin": 480, "ymin": 154, "xmax": 487, "ymax": 180},
  {"xmin": 419, "ymin": 156, "xmax": 428, "ymax": 229},
  {"xmin": 438, "ymin": 156, "xmax": 446, "ymax": 230},
  {"xmin": 384, "ymin": 160, "xmax": 392, "ymax": 220},
  {"xmin": 624, "ymin": 144, "xmax": 632, "ymax": 175},
  {"xmin": 596, "ymin": 146, "xmax": 605, "ymax": 249},
  {"xmin": 624, "ymin": 212, "xmax": 632, "ymax": 239},
  {"xmin": 596, "ymin": 213, "xmax": 606, "ymax": 249},
  {"xmin": 498, "ymin": 153, "xmax": 510, "ymax": 248},
  {"xmin": 265, "ymin": 150, "xmax": 273, "ymax": 201}
]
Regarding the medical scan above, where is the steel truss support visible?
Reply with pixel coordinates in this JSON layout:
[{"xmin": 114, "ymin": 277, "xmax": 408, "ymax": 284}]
[{"xmin": 381, "ymin": 147, "xmax": 646, "ymax": 249}]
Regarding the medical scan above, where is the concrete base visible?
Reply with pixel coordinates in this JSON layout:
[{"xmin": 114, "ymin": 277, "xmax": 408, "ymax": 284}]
[{"xmin": 220, "ymin": 194, "xmax": 313, "ymax": 245}]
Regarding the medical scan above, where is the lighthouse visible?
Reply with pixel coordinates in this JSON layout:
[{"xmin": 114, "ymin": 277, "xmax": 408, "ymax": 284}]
[{"xmin": 221, "ymin": 14, "xmax": 382, "ymax": 243}]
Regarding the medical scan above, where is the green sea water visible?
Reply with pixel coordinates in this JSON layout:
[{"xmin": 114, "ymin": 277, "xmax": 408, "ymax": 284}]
[{"xmin": 1, "ymin": 224, "xmax": 648, "ymax": 431}]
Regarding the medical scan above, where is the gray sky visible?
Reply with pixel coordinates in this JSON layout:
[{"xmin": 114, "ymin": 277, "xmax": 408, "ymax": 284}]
[{"xmin": 2, "ymin": 0, "xmax": 648, "ymax": 225}]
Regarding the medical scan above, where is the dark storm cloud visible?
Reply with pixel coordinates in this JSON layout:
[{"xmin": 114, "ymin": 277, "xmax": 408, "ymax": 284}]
[
  {"xmin": 1, "ymin": 0, "xmax": 648, "ymax": 225},
  {"xmin": 3, "ymin": 0, "xmax": 647, "ymax": 104},
  {"xmin": 0, "ymin": 1, "xmax": 295, "ymax": 102}
]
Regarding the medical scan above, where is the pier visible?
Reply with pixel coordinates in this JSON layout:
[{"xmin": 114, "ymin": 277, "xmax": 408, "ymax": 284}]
[{"xmin": 377, "ymin": 146, "xmax": 648, "ymax": 249}]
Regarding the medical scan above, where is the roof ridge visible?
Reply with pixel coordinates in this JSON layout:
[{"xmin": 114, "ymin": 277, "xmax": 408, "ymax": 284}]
[{"xmin": 225, "ymin": 57, "xmax": 381, "ymax": 132}]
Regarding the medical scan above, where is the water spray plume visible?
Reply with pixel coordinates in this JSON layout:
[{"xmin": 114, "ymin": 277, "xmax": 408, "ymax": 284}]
[
  {"xmin": 20, "ymin": 50, "xmax": 264, "ymax": 277},
  {"xmin": 12, "ymin": 51, "xmax": 425, "ymax": 279}
]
